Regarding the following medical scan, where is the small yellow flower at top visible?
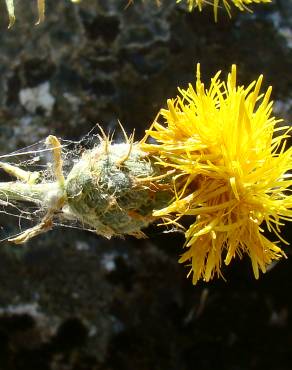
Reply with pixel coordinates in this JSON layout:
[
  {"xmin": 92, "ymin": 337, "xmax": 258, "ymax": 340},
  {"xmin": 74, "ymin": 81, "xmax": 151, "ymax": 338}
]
[
  {"xmin": 4, "ymin": 0, "xmax": 271, "ymax": 27},
  {"xmin": 179, "ymin": 0, "xmax": 272, "ymax": 21},
  {"xmin": 141, "ymin": 64, "xmax": 292, "ymax": 284}
]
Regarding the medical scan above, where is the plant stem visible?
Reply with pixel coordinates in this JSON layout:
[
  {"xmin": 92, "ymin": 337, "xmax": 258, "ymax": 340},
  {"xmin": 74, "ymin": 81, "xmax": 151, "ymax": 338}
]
[{"xmin": 0, "ymin": 182, "xmax": 59, "ymax": 206}]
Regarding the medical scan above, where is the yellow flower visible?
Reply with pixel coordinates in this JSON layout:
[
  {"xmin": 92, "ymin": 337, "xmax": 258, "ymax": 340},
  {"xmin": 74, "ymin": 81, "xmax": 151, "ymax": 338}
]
[
  {"xmin": 180, "ymin": 0, "xmax": 271, "ymax": 21},
  {"xmin": 141, "ymin": 64, "xmax": 292, "ymax": 284}
]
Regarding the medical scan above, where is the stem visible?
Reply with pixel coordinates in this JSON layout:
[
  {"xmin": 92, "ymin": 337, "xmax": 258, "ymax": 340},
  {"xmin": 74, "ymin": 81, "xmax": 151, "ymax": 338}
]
[{"xmin": 0, "ymin": 182, "xmax": 59, "ymax": 206}]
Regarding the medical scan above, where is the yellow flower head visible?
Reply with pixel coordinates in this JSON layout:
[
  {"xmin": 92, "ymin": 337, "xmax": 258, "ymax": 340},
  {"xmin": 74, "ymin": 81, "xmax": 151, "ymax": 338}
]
[
  {"xmin": 181, "ymin": 0, "xmax": 271, "ymax": 21},
  {"xmin": 141, "ymin": 64, "xmax": 292, "ymax": 284}
]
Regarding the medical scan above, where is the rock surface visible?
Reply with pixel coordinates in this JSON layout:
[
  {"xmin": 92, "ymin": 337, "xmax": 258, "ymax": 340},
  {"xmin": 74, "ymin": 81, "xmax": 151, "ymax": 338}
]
[{"xmin": 0, "ymin": 1, "xmax": 292, "ymax": 369}]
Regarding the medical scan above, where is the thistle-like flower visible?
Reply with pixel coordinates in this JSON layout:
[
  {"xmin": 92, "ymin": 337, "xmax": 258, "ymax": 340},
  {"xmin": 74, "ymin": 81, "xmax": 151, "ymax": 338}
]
[
  {"xmin": 142, "ymin": 64, "xmax": 292, "ymax": 284},
  {"xmin": 181, "ymin": 0, "xmax": 271, "ymax": 21}
]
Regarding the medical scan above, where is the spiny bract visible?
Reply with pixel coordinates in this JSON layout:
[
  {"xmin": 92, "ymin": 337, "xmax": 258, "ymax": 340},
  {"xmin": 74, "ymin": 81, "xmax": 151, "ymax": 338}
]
[{"xmin": 141, "ymin": 64, "xmax": 292, "ymax": 284}]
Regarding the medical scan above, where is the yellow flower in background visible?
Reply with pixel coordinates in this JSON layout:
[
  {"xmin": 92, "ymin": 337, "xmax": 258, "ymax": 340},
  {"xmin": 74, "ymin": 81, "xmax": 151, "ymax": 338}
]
[
  {"xmin": 5, "ymin": 0, "xmax": 45, "ymax": 27},
  {"xmin": 4, "ymin": 0, "xmax": 271, "ymax": 27},
  {"xmin": 141, "ymin": 64, "xmax": 292, "ymax": 284},
  {"xmin": 181, "ymin": 0, "xmax": 271, "ymax": 21},
  {"xmin": 4, "ymin": 0, "xmax": 80, "ymax": 27}
]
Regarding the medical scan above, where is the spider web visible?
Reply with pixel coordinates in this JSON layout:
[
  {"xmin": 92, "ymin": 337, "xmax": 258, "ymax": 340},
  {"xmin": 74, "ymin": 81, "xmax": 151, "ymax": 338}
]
[{"xmin": 0, "ymin": 125, "xmax": 105, "ymax": 242}]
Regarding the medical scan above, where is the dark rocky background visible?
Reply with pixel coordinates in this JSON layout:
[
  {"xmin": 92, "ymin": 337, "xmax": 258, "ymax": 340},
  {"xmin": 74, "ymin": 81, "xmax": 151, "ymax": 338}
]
[{"xmin": 0, "ymin": 0, "xmax": 292, "ymax": 369}]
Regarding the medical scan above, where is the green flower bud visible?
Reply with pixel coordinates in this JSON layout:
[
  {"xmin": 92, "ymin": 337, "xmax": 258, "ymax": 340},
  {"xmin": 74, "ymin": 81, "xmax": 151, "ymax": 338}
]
[{"xmin": 64, "ymin": 142, "xmax": 171, "ymax": 238}]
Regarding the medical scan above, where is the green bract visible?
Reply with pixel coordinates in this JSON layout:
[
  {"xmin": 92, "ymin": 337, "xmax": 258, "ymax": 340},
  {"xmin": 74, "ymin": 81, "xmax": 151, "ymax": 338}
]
[{"xmin": 65, "ymin": 143, "xmax": 170, "ymax": 238}]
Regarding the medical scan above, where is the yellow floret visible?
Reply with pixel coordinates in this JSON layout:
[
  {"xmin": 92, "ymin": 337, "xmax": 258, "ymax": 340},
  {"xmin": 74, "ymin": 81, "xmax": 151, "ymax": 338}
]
[{"xmin": 141, "ymin": 64, "xmax": 292, "ymax": 284}]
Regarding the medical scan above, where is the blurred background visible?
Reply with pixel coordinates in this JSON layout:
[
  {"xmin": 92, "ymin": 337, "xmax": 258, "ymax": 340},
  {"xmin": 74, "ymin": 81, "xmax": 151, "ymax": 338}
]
[{"xmin": 0, "ymin": 0, "xmax": 292, "ymax": 369}]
